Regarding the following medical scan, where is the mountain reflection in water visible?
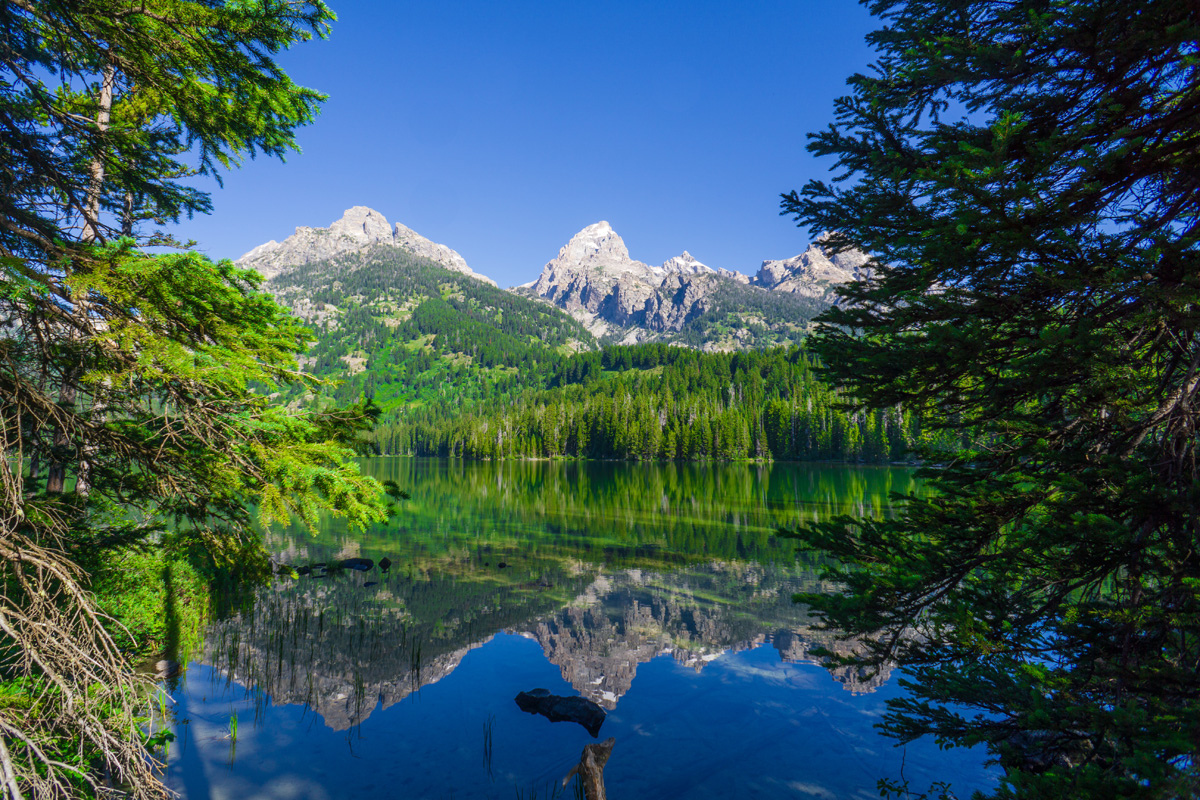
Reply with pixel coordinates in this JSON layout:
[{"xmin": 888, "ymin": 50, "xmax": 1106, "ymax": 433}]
[
  {"xmin": 168, "ymin": 460, "xmax": 993, "ymax": 799},
  {"xmin": 206, "ymin": 560, "xmax": 890, "ymax": 732}
]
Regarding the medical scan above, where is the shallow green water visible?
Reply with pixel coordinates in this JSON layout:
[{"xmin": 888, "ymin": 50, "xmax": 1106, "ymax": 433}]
[{"xmin": 164, "ymin": 459, "xmax": 993, "ymax": 799}]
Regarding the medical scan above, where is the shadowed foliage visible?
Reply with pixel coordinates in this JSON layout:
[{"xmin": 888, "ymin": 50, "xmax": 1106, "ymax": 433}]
[{"xmin": 781, "ymin": 0, "xmax": 1200, "ymax": 797}]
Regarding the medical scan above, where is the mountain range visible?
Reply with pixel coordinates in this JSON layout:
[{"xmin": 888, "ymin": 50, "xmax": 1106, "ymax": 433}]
[
  {"xmin": 237, "ymin": 206, "xmax": 869, "ymax": 350},
  {"xmin": 233, "ymin": 206, "xmax": 936, "ymax": 465}
]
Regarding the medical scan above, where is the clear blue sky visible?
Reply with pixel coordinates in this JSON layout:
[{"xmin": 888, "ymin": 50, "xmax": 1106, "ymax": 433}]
[{"xmin": 175, "ymin": 0, "xmax": 879, "ymax": 288}]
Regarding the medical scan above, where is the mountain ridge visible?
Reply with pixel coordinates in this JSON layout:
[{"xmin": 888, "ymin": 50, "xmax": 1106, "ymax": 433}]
[
  {"xmin": 238, "ymin": 206, "xmax": 497, "ymax": 287},
  {"xmin": 238, "ymin": 206, "xmax": 871, "ymax": 350}
]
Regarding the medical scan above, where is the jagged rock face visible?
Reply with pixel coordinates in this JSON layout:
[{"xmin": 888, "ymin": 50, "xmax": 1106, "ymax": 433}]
[
  {"xmin": 237, "ymin": 206, "xmax": 496, "ymax": 286},
  {"xmin": 392, "ymin": 221, "xmax": 475, "ymax": 278},
  {"xmin": 662, "ymin": 251, "xmax": 748, "ymax": 284},
  {"xmin": 529, "ymin": 222, "xmax": 655, "ymax": 336},
  {"xmin": 645, "ymin": 274, "xmax": 715, "ymax": 332},
  {"xmin": 753, "ymin": 237, "xmax": 872, "ymax": 302},
  {"xmin": 547, "ymin": 221, "xmax": 643, "ymax": 275},
  {"xmin": 528, "ymin": 223, "xmax": 737, "ymax": 340},
  {"xmin": 329, "ymin": 204, "xmax": 393, "ymax": 246},
  {"xmin": 526, "ymin": 222, "xmax": 867, "ymax": 343}
]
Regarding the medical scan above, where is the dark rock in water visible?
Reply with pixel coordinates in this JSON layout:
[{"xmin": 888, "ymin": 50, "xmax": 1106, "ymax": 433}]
[
  {"xmin": 312, "ymin": 562, "xmax": 327, "ymax": 568},
  {"xmin": 340, "ymin": 558, "xmax": 374, "ymax": 571},
  {"xmin": 154, "ymin": 659, "xmax": 181, "ymax": 679},
  {"xmin": 515, "ymin": 689, "xmax": 606, "ymax": 737},
  {"xmin": 498, "ymin": 561, "xmax": 508, "ymax": 569},
  {"xmin": 364, "ymin": 582, "xmax": 378, "ymax": 587},
  {"xmin": 379, "ymin": 557, "xmax": 392, "ymax": 573}
]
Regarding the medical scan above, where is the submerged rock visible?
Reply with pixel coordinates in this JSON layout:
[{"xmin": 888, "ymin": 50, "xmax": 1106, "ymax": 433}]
[
  {"xmin": 340, "ymin": 558, "xmax": 374, "ymax": 571},
  {"xmin": 154, "ymin": 660, "xmax": 181, "ymax": 679},
  {"xmin": 515, "ymin": 689, "xmax": 606, "ymax": 737}
]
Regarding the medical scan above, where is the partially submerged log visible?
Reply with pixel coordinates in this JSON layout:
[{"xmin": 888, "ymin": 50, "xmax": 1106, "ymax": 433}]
[
  {"xmin": 515, "ymin": 689, "xmax": 606, "ymax": 737},
  {"xmin": 562, "ymin": 738, "xmax": 615, "ymax": 800}
]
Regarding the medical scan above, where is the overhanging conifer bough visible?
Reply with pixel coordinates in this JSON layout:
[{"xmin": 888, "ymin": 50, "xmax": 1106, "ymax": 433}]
[
  {"xmin": 781, "ymin": 0, "xmax": 1199, "ymax": 797},
  {"xmin": 0, "ymin": 3, "xmax": 390, "ymax": 798}
]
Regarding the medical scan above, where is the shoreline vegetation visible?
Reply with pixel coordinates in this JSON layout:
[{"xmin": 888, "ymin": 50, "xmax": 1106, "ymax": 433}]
[
  {"xmin": 348, "ymin": 345, "xmax": 969, "ymax": 463},
  {"xmin": 353, "ymin": 453, "xmax": 922, "ymax": 465},
  {"xmin": 0, "ymin": 4, "xmax": 388, "ymax": 797}
]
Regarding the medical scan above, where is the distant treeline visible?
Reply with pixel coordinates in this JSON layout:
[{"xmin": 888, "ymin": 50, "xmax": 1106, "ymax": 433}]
[{"xmin": 362, "ymin": 344, "xmax": 965, "ymax": 462}]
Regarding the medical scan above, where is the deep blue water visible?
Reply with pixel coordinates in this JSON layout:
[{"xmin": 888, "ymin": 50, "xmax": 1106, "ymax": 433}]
[{"xmin": 163, "ymin": 459, "xmax": 996, "ymax": 799}]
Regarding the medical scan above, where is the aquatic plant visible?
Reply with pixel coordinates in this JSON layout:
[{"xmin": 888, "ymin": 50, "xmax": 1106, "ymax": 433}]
[{"xmin": 482, "ymin": 713, "xmax": 495, "ymax": 780}]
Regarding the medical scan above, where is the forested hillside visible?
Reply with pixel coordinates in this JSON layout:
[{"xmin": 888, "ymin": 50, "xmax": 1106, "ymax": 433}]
[
  {"xmin": 269, "ymin": 246, "xmax": 594, "ymax": 408},
  {"xmin": 639, "ymin": 277, "xmax": 828, "ymax": 350},
  {"xmin": 267, "ymin": 249, "xmax": 960, "ymax": 463}
]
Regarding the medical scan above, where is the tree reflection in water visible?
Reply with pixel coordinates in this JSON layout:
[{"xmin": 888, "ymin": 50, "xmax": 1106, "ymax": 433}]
[
  {"xmin": 166, "ymin": 460, "xmax": 986, "ymax": 800},
  {"xmin": 206, "ymin": 459, "xmax": 910, "ymax": 730}
]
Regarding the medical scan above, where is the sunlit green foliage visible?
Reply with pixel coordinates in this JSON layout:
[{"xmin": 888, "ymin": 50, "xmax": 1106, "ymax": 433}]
[
  {"xmin": 366, "ymin": 344, "xmax": 963, "ymax": 461},
  {"xmin": 0, "ymin": 2, "xmax": 387, "ymax": 796}
]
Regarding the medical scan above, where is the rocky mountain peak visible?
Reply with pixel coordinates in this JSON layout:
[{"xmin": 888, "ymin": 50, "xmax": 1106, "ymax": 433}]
[
  {"xmin": 528, "ymin": 222, "xmax": 858, "ymax": 344},
  {"xmin": 660, "ymin": 251, "xmax": 707, "ymax": 275},
  {"xmin": 553, "ymin": 221, "xmax": 639, "ymax": 272},
  {"xmin": 327, "ymin": 205, "xmax": 393, "ymax": 246},
  {"xmin": 530, "ymin": 222, "xmax": 667, "ymax": 340},
  {"xmin": 392, "ymin": 221, "xmax": 493, "ymax": 286},
  {"xmin": 236, "ymin": 206, "xmax": 495, "ymax": 286},
  {"xmin": 752, "ymin": 237, "xmax": 872, "ymax": 302}
]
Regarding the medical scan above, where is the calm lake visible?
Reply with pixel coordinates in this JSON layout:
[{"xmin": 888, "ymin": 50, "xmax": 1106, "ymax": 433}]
[{"xmin": 163, "ymin": 459, "xmax": 995, "ymax": 799}]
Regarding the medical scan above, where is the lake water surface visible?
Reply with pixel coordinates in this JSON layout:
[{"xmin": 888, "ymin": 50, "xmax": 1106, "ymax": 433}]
[{"xmin": 164, "ymin": 459, "xmax": 995, "ymax": 799}]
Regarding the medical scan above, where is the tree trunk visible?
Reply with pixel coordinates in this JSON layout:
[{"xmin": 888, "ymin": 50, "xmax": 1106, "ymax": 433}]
[
  {"xmin": 81, "ymin": 62, "xmax": 114, "ymax": 244},
  {"xmin": 47, "ymin": 61, "xmax": 113, "ymax": 495},
  {"xmin": 121, "ymin": 188, "xmax": 134, "ymax": 237},
  {"xmin": 44, "ymin": 375, "xmax": 77, "ymax": 495},
  {"xmin": 562, "ymin": 738, "xmax": 615, "ymax": 800}
]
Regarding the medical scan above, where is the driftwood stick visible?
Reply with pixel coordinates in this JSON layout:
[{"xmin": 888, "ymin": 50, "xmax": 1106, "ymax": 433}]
[{"xmin": 562, "ymin": 737, "xmax": 615, "ymax": 800}]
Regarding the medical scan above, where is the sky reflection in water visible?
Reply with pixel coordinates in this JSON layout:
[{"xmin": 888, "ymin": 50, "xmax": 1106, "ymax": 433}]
[{"xmin": 164, "ymin": 459, "xmax": 996, "ymax": 799}]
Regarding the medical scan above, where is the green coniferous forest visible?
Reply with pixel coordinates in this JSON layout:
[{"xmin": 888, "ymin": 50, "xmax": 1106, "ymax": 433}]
[
  {"xmin": 778, "ymin": 0, "xmax": 1200, "ymax": 797},
  {"xmin": 265, "ymin": 248, "xmax": 964, "ymax": 462},
  {"xmin": 364, "ymin": 344, "xmax": 966, "ymax": 461},
  {"xmin": 0, "ymin": 3, "xmax": 386, "ymax": 797}
]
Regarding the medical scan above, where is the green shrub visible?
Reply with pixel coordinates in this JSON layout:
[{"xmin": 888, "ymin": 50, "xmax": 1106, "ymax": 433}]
[{"xmin": 90, "ymin": 548, "xmax": 209, "ymax": 663}]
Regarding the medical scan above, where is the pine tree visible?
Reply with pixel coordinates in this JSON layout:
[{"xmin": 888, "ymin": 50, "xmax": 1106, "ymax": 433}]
[
  {"xmin": 782, "ymin": 1, "xmax": 1200, "ymax": 796},
  {"xmin": 0, "ymin": 3, "xmax": 387, "ymax": 797}
]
